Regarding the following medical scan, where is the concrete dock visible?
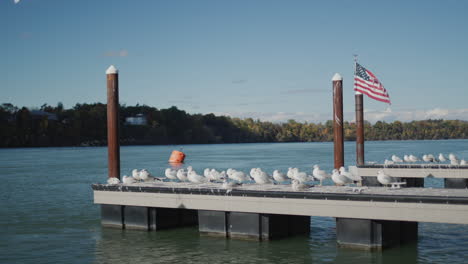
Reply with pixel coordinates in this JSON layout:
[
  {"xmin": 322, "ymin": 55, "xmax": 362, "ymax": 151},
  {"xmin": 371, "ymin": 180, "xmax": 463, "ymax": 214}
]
[{"xmin": 93, "ymin": 181, "xmax": 468, "ymax": 249}]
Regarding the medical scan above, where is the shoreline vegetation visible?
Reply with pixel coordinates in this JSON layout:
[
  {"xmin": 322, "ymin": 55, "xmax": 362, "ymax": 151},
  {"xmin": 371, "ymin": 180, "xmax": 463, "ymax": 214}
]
[{"xmin": 1, "ymin": 103, "xmax": 467, "ymax": 148}]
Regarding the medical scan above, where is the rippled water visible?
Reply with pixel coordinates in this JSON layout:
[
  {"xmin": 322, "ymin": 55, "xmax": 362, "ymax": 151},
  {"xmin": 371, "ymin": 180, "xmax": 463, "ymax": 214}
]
[{"xmin": 1, "ymin": 140, "xmax": 468, "ymax": 263}]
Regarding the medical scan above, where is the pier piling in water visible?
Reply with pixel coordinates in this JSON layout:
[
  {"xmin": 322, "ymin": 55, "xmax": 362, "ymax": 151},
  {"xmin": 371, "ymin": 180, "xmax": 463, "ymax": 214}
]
[
  {"xmin": 106, "ymin": 65, "xmax": 120, "ymax": 179},
  {"xmin": 355, "ymin": 92, "xmax": 364, "ymax": 166},
  {"xmin": 332, "ymin": 73, "xmax": 344, "ymax": 169}
]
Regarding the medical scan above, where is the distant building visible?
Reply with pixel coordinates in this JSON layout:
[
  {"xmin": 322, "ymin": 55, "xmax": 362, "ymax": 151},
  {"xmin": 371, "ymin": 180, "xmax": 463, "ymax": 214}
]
[
  {"xmin": 30, "ymin": 110, "xmax": 58, "ymax": 121},
  {"xmin": 125, "ymin": 113, "xmax": 147, "ymax": 125}
]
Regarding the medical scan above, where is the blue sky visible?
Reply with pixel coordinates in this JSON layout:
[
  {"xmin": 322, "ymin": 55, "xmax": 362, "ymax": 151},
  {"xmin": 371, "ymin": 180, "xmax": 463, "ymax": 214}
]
[{"xmin": 3, "ymin": 0, "xmax": 468, "ymax": 123}]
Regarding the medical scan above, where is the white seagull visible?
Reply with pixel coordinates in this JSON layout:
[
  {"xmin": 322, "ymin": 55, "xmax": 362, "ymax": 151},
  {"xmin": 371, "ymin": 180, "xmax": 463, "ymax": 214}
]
[
  {"xmin": 422, "ymin": 154, "xmax": 435, "ymax": 163},
  {"xmin": 229, "ymin": 170, "xmax": 250, "ymax": 183},
  {"xmin": 409, "ymin": 155, "xmax": 420, "ymax": 162},
  {"xmin": 222, "ymin": 179, "xmax": 242, "ymax": 190},
  {"xmin": 438, "ymin": 153, "xmax": 447, "ymax": 162},
  {"xmin": 273, "ymin": 170, "xmax": 288, "ymax": 183},
  {"xmin": 384, "ymin": 159, "xmax": 395, "ymax": 165},
  {"xmin": 377, "ymin": 170, "xmax": 394, "ymax": 186},
  {"xmin": 287, "ymin": 167, "xmax": 295, "ymax": 179},
  {"xmin": 339, "ymin": 166, "xmax": 362, "ymax": 182},
  {"xmin": 209, "ymin": 169, "xmax": 226, "ymax": 182},
  {"xmin": 165, "ymin": 168, "xmax": 178, "ymax": 180},
  {"xmin": 139, "ymin": 169, "xmax": 158, "ymax": 182},
  {"xmin": 312, "ymin": 165, "xmax": 330, "ymax": 186},
  {"xmin": 292, "ymin": 179, "xmax": 312, "ymax": 191},
  {"xmin": 291, "ymin": 168, "xmax": 314, "ymax": 183},
  {"xmin": 122, "ymin": 175, "xmax": 137, "ymax": 184},
  {"xmin": 403, "ymin": 155, "xmax": 411, "ymax": 163},
  {"xmin": 251, "ymin": 168, "xmax": 273, "ymax": 184},
  {"xmin": 331, "ymin": 169, "xmax": 353, "ymax": 186},
  {"xmin": 107, "ymin": 177, "xmax": 120, "ymax": 185},
  {"xmin": 176, "ymin": 169, "xmax": 188, "ymax": 182},
  {"xmin": 187, "ymin": 167, "xmax": 207, "ymax": 184},
  {"xmin": 461, "ymin": 159, "xmax": 467, "ymax": 165},
  {"xmin": 391, "ymin": 155, "xmax": 403, "ymax": 163},
  {"xmin": 132, "ymin": 169, "xmax": 141, "ymax": 181}
]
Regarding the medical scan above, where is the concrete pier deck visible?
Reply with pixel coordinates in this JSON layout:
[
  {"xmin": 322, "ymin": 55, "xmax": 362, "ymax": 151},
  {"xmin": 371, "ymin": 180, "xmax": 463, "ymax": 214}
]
[{"xmin": 93, "ymin": 182, "xmax": 468, "ymax": 225}]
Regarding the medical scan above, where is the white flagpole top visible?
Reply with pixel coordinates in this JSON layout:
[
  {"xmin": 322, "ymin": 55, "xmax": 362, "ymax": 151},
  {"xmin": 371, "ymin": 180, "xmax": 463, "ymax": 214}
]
[
  {"xmin": 332, "ymin": 73, "xmax": 342, "ymax": 81},
  {"xmin": 106, "ymin": 65, "xmax": 118, "ymax": 74},
  {"xmin": 355, "ymin": 91, "xmax": 362, "ymax": 95}
]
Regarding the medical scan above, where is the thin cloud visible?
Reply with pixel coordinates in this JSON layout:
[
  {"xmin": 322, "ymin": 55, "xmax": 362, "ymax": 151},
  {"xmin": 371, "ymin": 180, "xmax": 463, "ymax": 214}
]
[
  {"xmin": 282, "ymin": 88, "xmax": 328, "ymax": 95},
  {"xmin": 104, "ymin": 50, "xmax": 128, "ymax": 57},
  {"xmin": 232, "ymin": 79, "xmax": 248, "ymax": 84},
  {"xmin": 14, "ymin": 0, "xmax": 20, "ymax": 4},
  {"xmin": 217, "ymin": 108, "xmax": 468, "ymax": 124}
]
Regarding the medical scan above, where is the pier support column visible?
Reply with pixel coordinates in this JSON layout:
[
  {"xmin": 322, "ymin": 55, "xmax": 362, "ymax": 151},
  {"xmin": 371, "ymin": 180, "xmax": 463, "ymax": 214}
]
[
  {"xmin": 332, "ymin": 73, "xmax": 344, "ymax": 169},
  {"xmin": 355, "ymin": 92, "xmax": 365, "ymax": 166},
  {"xmin": 198, "ymin": 211, "xmax": 310, "ymax": 240},
  {"xmin": 444, "ymin": 178, "xmax": 468, "ymax": 189},
  {"xmin": 336, "ymin": 218, "xmax": 418, "ymax": 250},
  {"xmin": 101, "ymin": 204, "xmax": 124, "ymax": 228},
  {"xmin": 101, "ymin": 205, "xmax": 197, "ymax": 230},
  {"xmin": 106, "ymin": 65, "xmax": 120, "ymax": 180}
]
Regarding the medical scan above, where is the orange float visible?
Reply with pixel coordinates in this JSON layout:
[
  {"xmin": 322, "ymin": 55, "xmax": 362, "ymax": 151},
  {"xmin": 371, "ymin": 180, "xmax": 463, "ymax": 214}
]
[{"xmin": 168, "ymin": 150, "xmax": 186, "ymax": 163}]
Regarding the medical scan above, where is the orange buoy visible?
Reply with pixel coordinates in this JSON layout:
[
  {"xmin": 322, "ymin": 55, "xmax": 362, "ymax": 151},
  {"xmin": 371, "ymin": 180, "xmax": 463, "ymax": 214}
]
[{"xmin": 168, "ymin": 150, "xmax": 186, "ymax": 163}]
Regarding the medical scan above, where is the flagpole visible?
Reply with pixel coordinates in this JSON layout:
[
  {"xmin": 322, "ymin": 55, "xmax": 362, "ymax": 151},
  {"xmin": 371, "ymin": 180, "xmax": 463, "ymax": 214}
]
[{"xmin": 354, "ymin": 55, "xmax": 365, "ymax": 166}]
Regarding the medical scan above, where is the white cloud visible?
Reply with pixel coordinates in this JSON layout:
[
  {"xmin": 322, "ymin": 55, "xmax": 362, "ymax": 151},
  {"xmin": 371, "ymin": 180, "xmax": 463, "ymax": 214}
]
[
  {"xmin": 104, "ymin": 49, "xmax": 128, "ymax": 57},
  {"xmin": 216, "ymin": 108, "xmax": 468, "ymax": 124},
  {"xmin": 14, "ymin": 0, "xmax": 20, "ymax": 4}
]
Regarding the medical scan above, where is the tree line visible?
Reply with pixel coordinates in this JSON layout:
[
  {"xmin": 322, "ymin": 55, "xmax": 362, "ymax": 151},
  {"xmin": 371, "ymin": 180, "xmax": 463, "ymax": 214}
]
[{"xmin": 0, "ymin": 103, "xmax": 467, "ymax": 148}]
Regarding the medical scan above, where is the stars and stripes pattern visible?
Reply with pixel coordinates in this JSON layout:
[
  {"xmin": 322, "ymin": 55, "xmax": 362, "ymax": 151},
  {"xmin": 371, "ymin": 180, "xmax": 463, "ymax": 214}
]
[{"xmin": 354, "ymin": 63, "xmax": 391, "ymax": 104}]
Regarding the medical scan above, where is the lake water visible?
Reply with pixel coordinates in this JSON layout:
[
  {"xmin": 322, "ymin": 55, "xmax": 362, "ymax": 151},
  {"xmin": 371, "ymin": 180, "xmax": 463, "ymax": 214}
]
[{"xmin": 1, "ymin": 140, "xmax": 468, "ymax": 263}]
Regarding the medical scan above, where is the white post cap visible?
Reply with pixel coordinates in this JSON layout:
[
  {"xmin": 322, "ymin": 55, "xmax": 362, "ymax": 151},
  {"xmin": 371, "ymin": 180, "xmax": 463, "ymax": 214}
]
[
  {"xmin": 355, "ymin": 91, "xmax": 362, "ymax": 95},
  {"xmin": 332, "ymin": 73, "xmax": 342, "ymax": 81},
  {"xmin": 106, "ymin": 65, "xmax": 118, "ymax": 74}
]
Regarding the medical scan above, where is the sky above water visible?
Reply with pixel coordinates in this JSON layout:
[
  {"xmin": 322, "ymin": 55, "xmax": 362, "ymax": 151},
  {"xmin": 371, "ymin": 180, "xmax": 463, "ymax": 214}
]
[{"xmin": 3, "ymin": 0, "xmax": 468, "ymax": 123}]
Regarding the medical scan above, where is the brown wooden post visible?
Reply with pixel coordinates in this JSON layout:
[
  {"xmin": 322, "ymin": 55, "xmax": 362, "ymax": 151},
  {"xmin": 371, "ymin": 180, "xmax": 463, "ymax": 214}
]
[
  {"xmin": 106, "ymin": 65, "xmax": 120, "ymax": 179},
  {"xmin": 332, "ymin": 73, "xmax": 344, "ymax": 169},
  {"xmin": 355, "ymin": 92, "xmax": 365, "ymax": 165}
]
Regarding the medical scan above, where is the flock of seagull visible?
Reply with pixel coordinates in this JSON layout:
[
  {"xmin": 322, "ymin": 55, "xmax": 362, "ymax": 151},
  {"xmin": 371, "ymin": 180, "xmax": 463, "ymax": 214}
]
[
  {"xmin": 382, "ymin": 153, "xmax": 466, "ymax": 165},
  {"xmin": 105, "ymin": 153, "xmax": 466, "ymax": 190},
  {"xmin": 106, "ymin": 165, "xmax": 368, "ymax": 191}
]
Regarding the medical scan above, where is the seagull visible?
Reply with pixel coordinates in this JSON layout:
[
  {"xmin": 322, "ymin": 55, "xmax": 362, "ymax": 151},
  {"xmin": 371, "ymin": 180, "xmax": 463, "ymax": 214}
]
[
  {"xmin": 139, "ymin": 169, "xmax": 159, "ymax": 182},
  {"xmin": 251, "ymin": 168, "xmax": 273, "ymax": 184},
  {"xmin": 403, "ymin": 155, "xmax": 411, "ymax": 162},
  {"xmin": 165, "ymin": 168, "xmax": 178, "ymax": 180},
  {"xmin": 451, "ymin": 159, "xmax": 460, "ymax": 165},
  {"xmin": 331, "ymin": 169, "xmax": 353, "ymax": 186},
  {"xmin": 391, "ymin": 155, "xmax": 403, "ymax": 163},
  {"xmin": 209, "ymin": 169, "xmax": 226, "ymax": 182},
  {"xmin": 449, "ymin": 153, "xmax": 458, "ymax": 161},
  {"xmin": 377, "ymin": 170, "xmax": 394, "ymax": 186},
  {"xmin": 422, "ymin": 154, "xmax": 436, "ymax": 163},
  {"xmin": 122, "ymin": 175, "xmax": 136, "ymax": 184},
  {"xmin": 292, "ymin": 179, "xmax": 313, "ymax": 191},
  {"xmin": 291, "ymin": 168, "xmax": 314, "ymax": 183},
  {"xmin": 438, "ymin": 153, "xmax": 447, "ymax": 162},
  {"xmin": 132, "ymin": 169, "xmax": 141, "ymax": 181},
  {"xmin": 384, "ymin": 159, "xmax": 394, "ymax": 165},
  {"xmin": 176, "ymin": 168, "xmax": 188, "ymax": 182},
  {"xmin": 339, "ymin": 166, "xmax": 362, "ymax": 182},
  {"xmin": 409, "ymin": 155, "xmax": 420, "ymax": 162},
  {"xmin": 461, "ymin": 159, "xmax": 467, "ymax": 165},
  {"xmin": 107, "ymin": 177, "xmax": 120, "ymax": 185},
  {"xmin": 229, "ymin": 170, "xmax": 250, "ymax": 183},
  {"xmin": 312, "ymin": 165, "xmax": 330, "ymax": 186},
  {"xmin": 187, "ymin": 167, "xmax": 207, "ymax": 184},
  {"xmin": 287, "ymin": 167, "xmax": 295, "ymax": 179},
  {"xmin": 204, "ymin": 168, "xmax": 211, "ymax": 178},
  {"xmin": 273, "ymin": 170, "xmax": 288, "ymax": 183}
]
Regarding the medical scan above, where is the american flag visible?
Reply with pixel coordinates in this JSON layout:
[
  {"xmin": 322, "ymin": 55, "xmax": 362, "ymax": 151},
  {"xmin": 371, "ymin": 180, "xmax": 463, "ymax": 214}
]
[{"xmin": 354, "ymin": 63, "xmax": 391, "ymax": 104}]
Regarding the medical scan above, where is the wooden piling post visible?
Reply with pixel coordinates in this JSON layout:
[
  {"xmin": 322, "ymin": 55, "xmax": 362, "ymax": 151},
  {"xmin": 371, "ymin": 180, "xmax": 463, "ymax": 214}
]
[
  {"xmin": 355, "ymin": 92, "xmax": 364, "ymax": 165},
  {"xmin": 332, "ymin": 73, "xmax": 344, "ymax": 169},
  {"xmin": 106, "ymin": 65, "xmax": 120, "ymax": 179}
]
